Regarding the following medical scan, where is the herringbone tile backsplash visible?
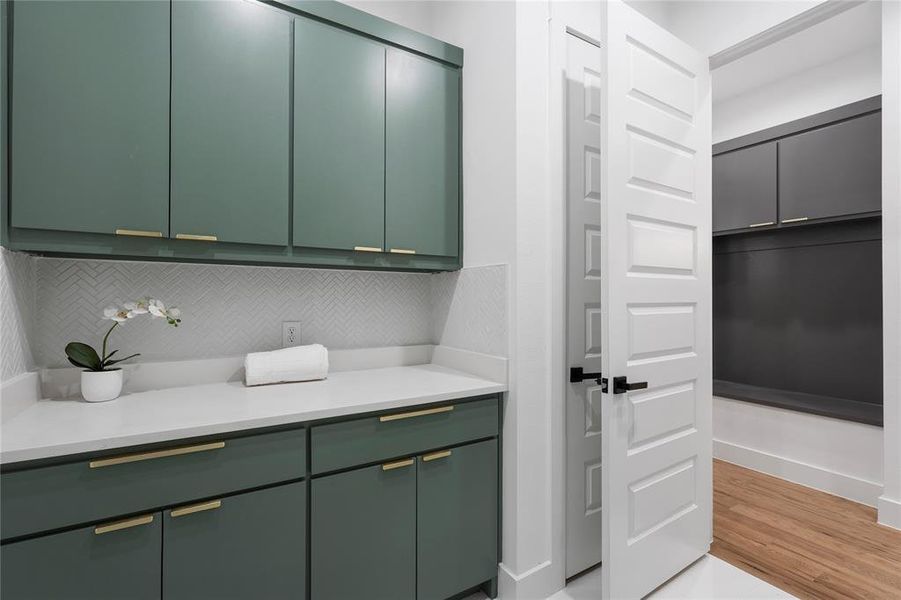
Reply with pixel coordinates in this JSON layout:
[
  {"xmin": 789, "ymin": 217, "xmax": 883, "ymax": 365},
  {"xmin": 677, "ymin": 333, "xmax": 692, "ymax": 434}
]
[
  {"xmin": 0, "ymin": 250, "xmax": 36, "ymax": 380},
  {"xmin": 0, "ymin": 250, "xmax": 507, "ymax": 378}
]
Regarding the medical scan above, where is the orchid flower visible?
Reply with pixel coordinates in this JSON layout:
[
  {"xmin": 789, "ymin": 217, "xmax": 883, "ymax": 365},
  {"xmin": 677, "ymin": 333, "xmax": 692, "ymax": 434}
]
[{"xmin": 65, "ymin": 298, "xmax": 183, "ymax": 372}]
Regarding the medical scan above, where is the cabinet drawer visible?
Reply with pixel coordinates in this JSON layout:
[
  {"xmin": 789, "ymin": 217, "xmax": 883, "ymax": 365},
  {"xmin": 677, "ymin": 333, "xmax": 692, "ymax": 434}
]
[
  {"xmin": 311, "ymin": 397, "xmax": 498, "ymax": 474},
  {"xmin": 1, "ymin": 428, "xmax": 305, "ymax": 540},
  {"xmin": 1, "ymin": 511, "xmax": 162, "ymax": 600}
]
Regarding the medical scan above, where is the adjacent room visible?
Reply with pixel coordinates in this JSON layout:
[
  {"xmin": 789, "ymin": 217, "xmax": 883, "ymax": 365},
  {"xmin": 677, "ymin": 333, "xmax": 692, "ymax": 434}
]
[{"xmin": 1, "ymin": 1, "xmax": 899, "ymax": 599}]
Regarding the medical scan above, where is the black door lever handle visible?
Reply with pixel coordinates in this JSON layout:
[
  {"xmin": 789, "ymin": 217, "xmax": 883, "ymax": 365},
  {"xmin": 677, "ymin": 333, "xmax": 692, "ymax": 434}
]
[
  {"xmin": 569, "ymin": 367, "xmax": 608, "ymax": 393},
  {"xmin": 612, "ymin": 376, "xmax": 648, "ymax": 394}
]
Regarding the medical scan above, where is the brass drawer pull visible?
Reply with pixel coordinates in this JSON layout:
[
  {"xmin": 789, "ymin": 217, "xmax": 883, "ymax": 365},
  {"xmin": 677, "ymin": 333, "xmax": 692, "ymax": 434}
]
[
  {"xmin": 353, "ymin": 246, "xmax": 383, "ymax": 253},
  {"xmin": 89, "ymin": 441, "xmax": 226, "ymax": 469},
  {"xmin": 94, "ymin": 514, "xmax": 154, "ymax": 535},
  {"xmin": 171, "ymin": 499, "xmax": 222, "ymax": 518},
  {"xmin": 115, "ymin": 228, "xmax": 163, "ymax": 238},
  {"xmin": 422, "ymin": 450, "xmax": 452, "ymax": 462},
  {"xmin": 379, "ymin": 405, "xmax": 454, "ymax": 423},
  {"xmin": 781, "ymin": 217, "xmax": 809, "ymax": 224},
  {"xmin": 382, "ymin": 458, "xmax": 414, "ymax": 471},
  {"xmin": 176, "ymin": 233, "xmax": 217, "ymax": 242},
  {"xmin": 389, "ymin": 248, "xmax": 416, "ymax": 255},
  {"xmin": 748, "ymin": 221, "xmax": 775, "ymax": 228}
]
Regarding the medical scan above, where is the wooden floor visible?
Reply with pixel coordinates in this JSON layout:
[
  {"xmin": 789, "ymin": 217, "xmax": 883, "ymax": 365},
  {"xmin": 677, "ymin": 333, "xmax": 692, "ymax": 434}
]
[{"xmin": 711, "ymin": 459, "xmax": 901, "ymax": 600}]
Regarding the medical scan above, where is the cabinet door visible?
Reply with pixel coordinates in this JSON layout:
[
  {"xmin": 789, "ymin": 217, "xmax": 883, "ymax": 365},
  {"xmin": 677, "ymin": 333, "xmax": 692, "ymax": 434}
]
[
  {"xmin": 11, "ymin": 1, "xmax": 169, "ymax": 236},
  {"xmin": 163, "ymin": 482, "xmax": 306, "ymax": 600},
  {"xmin": 312, "ymin": 460, "xmax": 415, "ymax": 600},
  {"xmin": 171, "ymin": 0, "xmax": 290, "ymax": 246},
  {"xmin": 0, "ymin": 512, "xmax": 161, "ymax": 600},
  {"xmin": 294, "ymin": 18, "xmax": 385, "ymax": 252},
  {"xmin": 417, "ymin": 440, "xmax": 498, "ymax": 600},
  {"xmin": 386, "ymin": 49, "xmax": 460, "ymax": 257},
  {"xmin": 712, "ymin": 142, "xmax": 777, "ymax": 232},
  {"xmin": 779, "ymin": 111, "xmax": 881, "ymax": 222}
]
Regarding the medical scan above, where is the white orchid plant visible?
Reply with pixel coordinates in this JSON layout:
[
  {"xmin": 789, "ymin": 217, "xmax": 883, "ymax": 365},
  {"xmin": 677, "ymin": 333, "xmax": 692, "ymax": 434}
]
[{"xmin": 65, "ymin": 298, "xmax": 182, "ymax": 372}]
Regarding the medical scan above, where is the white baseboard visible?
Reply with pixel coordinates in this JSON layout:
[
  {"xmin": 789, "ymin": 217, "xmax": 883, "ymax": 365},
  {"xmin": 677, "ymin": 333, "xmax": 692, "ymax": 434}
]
[
  {"xmin": 714, "ymin": 439, "xmax": 883, "ymax": 507},
  {"xmin": 878, "ymin": 495, "xmax": 901, "ymax": 530},
  {"xmin": 498, "ymin": 560, "xmax": 560, "ymax": 600}
]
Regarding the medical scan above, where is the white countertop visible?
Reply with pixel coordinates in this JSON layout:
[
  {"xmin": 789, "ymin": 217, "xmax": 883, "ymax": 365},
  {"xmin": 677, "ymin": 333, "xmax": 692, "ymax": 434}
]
[{"xmin": 0, "ymin": 364, "xmax": 506, "ymax": 465}]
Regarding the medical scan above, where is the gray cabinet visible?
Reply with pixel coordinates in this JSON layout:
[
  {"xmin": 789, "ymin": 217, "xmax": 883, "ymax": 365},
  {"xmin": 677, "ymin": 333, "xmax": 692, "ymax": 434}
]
[
  {"xmin": 0, "ymin": 512, "xmax": 162, "ymax": 600},
  {"xmin": 311, "ymin": 460, "xmax": 417, "ymax": 600},
  {"xmin": 163, "ymin": 482, "xmax": 306, "ymax": 600},
  {"xmin": 418, "ymin": 440, "xmax": 499, "ymax": 600},
  {"xmin": 293, "ymin": 18, "xmax": 386, "ymax": 252},
  {"xmin": 778, "ymin": 112, "xmax": 881, "ymax": 223},
  {"xmin": 10, "ymin": 0, "xmax": 169, "ymax": 237},
  {"xmin": 386, "ymin": 49, "xmax": 461, "ymax": 258},
  {"xmin": 170, "ymin": 0, "xmax": 291, "ymax": 246},
  {"xmin": 712, "ymin": 143, "xmax": 777, "ymax": 233}
]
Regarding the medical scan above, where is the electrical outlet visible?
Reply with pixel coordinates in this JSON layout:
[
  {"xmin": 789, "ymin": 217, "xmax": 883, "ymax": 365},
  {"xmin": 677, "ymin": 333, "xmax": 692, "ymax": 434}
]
[{"xmin": 282, "ymin": 322, "xmax": 302, "ymax": 348}]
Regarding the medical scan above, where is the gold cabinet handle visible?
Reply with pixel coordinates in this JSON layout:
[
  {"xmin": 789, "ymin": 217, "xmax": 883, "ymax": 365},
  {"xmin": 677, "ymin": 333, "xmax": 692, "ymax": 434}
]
[
  {"xmin": 95, "ymin": 514, "xmax": 154, "ymax": 535},
  {"xmin": 89, "ymin": 441, "xmax": 225, "ymax": 469},
  {"xmin": 422, "ymin": 449, "xmax": 452, "ymax": 462},
  {"xmin": 176, "ymin": 233, "xmax": 218, "ymax": 242},
  {"xmin": 748, "ymin": 221, "xmax": 775, "ymax": 228},
  {"xmin": 171, "ymin": 499, "xmax": 222, "ymax": 518},
  {"xmin": 382, "ymin": 458, "xmax": 415, "ymax": 471},
  {"xmin": 389, "ymin": 248, "xmax": 416, "ymax": 255},
  {"xmin": 781, "ymin": 217, "xmax": 809, "ymax": 224},
  {"xmin": 353, "ymin": 246, "xmax": 383, "ymax": 253},
  {"xmin": 116, "ymin": 229, "xmax": 163, "ymax": 238},
  {"xmin": 379, "ymin": 405, "xmax": 454, "ymax": 423}
]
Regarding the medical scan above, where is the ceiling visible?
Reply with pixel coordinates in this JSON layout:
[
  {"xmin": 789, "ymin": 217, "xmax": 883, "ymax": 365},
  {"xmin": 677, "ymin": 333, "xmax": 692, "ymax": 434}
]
[{"xmin": 711, "ymin": 1, "xmax": 881, "ymax": 103}]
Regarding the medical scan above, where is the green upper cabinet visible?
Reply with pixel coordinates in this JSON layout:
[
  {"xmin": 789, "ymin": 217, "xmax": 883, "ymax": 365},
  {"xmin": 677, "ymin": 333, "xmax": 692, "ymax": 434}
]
[
  {"xmin": 170, "ymin": 0, "xmax": 291, "ymax": 246},
  {"xmin": 294, "ymin": 17, "xmax": 386, "ymax": 252},
  {"xmin": 386, "ymin": 48, "xmax": 460, "ymax": 258},
  {"xmin": 10, "ymin": 0, "xmax": 169, "ymax": 236}
]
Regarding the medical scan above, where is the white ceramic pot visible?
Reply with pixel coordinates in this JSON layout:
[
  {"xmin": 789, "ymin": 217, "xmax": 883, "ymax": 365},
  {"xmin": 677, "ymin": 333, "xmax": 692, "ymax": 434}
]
[{"xmin": 81, "ymin": 369, "xmax": 123, "ymax": 403}]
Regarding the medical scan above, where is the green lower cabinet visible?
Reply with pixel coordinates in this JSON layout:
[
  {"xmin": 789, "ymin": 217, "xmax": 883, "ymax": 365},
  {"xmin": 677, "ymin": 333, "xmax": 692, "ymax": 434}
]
[
  {"xmin": 163, "ymin": 482, "xmax": 306, "ymax": 600},
  {"xmin": 418, "ymin": 440, "xmax": 499, "ymax": 600},
  {"xmin": 0, "ymin": 511, "xmax": 162, "ymax": 600},
  {"xmin": 312, "ymin": 460, "xmax": 416, "ymax": 600}
]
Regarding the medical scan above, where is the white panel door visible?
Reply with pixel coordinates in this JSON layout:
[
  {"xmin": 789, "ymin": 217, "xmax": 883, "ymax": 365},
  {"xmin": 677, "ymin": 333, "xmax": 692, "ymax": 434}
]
[
  {"xmin": 601, "ymin": 2, "xmax": 712, "ymax": 598},
  {"xmin": 565, "ymin": 31, "xmax": 604, "ymax": 579}
]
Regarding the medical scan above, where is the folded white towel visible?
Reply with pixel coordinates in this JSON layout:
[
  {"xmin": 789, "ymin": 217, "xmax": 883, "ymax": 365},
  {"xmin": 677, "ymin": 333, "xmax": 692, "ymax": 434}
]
[{"xmin": 244, "ymin": 344, "xmax": 329, "ymax": 387}]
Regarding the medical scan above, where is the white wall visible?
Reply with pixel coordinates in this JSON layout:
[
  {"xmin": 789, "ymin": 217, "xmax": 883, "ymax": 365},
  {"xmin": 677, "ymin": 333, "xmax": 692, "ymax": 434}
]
[
  {"xmin": 714, "ymin": 397, "xmax": 884, "ymax": 506},
  {"xmin": 880, "ymin": 0, "xmax": 901, "ymax": 531},
  {"xmin": 713, "ymin": 43, "xmax": 881, "ymax": 143},
  {"xmin": 340, "ymin": 0, "xmax": 434, "ymax": 36},
  {"xmin": 429, "ymin": 1, "xmax": 517, "ymax": 269}
]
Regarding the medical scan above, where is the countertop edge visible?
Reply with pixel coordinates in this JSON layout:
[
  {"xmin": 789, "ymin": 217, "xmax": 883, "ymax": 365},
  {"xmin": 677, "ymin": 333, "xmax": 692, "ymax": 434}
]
[{"xmin": 1, "ymin": 380, "xmax": 506, "ymax": 466}]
